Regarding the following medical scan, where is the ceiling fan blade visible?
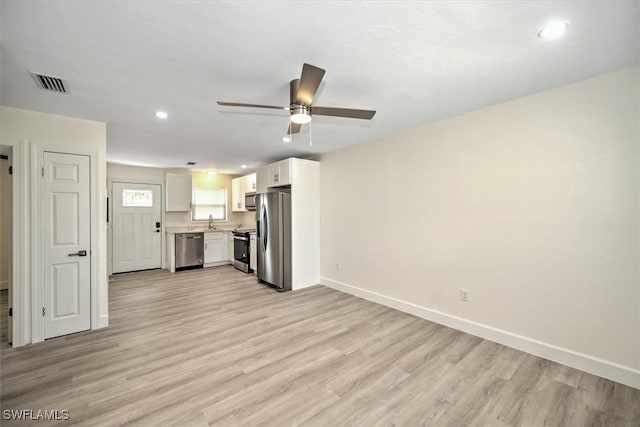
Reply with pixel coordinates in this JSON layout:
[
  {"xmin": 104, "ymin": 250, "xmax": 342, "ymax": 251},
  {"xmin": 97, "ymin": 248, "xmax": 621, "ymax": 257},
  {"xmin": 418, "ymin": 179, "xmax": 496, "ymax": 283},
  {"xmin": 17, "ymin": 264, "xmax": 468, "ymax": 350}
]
[
  {"xmin": 311, "ymin": 106, "xmax": 376, "ymax": 120},
  {"xmin": 217, "ymin": 101, "xmax": 287, "ymax": 110},
  {"xmin": 295, "ymin": 63, "xmax": 326, "ymax": 106},
  {"xmin": 287, "ymin": 122, "xmax": 302, "ymax": 135},
  {"xmin": 289, "ymin": 79, "xmax": 300, "ymax": 105}
]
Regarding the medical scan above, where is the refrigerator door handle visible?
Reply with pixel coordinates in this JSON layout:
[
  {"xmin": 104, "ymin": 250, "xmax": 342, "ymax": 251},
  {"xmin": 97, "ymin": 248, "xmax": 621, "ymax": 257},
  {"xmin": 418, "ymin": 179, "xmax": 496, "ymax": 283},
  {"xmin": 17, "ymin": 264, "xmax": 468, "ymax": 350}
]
[
  {"xmin": 278, "ymin": 192, "xmax": 284, "ymax": 282},
  {"xmin": 262, "ymin": 204, "xmax": 268, "ymax": 251}
]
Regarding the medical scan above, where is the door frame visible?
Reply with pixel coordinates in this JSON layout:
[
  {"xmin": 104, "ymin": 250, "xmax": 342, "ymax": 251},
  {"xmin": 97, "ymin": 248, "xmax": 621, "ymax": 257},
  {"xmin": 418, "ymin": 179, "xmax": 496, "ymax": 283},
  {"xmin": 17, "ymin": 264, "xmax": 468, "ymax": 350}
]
[
  {"xmin": 108, "ymin": 178, "xmax": 166, "ymax": 276},
  {"xmin": 31, "ymin": 143, "xmax": 104, "ymax": 343}
]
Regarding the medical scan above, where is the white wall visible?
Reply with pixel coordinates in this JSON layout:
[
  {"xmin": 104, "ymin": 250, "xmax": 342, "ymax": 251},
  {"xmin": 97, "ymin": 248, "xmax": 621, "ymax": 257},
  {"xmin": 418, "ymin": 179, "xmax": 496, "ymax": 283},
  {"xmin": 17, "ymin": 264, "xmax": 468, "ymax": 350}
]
[
  {"xmin": 107, "ymin": 163, "xmax": 255, "ymax": 271},
  {"xmin": 319, "ymin": 66, "xmax": 639, "ymax": 386},
  {"xmin": 0, "ymin": 106, "xmax": 108, "ymax": 341}
]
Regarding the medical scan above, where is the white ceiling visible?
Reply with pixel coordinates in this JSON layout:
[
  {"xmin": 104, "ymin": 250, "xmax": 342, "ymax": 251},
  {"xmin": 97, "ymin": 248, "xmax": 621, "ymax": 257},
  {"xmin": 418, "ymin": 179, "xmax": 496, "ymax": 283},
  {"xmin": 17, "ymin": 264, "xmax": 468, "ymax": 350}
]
[{"xmin": 1, "ymin": 1, "xmax": 638, "ymax": 174}]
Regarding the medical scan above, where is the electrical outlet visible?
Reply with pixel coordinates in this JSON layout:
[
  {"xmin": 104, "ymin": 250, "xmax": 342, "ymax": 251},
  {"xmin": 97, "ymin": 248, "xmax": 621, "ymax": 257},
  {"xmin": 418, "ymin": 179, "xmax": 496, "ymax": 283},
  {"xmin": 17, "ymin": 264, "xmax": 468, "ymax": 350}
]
[{"xmin": 460, "ymin": 289, "xmax": 470, "ymax": 302}]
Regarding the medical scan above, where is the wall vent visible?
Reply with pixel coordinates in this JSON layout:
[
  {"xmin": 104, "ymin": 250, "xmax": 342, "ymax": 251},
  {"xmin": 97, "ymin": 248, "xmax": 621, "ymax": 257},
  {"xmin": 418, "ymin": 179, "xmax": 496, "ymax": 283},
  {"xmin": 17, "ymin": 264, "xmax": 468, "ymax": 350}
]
[{"xmin": 30, "ymin": 72, "xmax": 69, "ymax": 94}]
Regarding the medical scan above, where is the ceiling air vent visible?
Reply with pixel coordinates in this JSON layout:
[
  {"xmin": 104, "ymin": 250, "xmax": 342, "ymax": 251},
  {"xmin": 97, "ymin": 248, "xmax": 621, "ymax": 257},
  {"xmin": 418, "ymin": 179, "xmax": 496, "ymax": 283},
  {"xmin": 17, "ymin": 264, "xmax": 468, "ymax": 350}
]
[
  {"xmin": 186, "ymin": 162, "xmax": 197, "ymax": 166},
  {"xmin": 30, "ymin": 72, "xmax": 69, "ymax": 94}
]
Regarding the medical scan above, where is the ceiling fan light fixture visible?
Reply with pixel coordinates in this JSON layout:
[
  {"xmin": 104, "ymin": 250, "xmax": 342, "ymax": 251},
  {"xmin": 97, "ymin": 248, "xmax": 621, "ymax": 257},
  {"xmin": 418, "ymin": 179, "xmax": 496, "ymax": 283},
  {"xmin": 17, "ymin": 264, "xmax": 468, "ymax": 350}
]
[
  {"xmin": 290, "ymin": 105, "xmax": 312, "ymax": 124},
  {"xmin": 290, "ymin": 113, "xmax": 311, "ymax": 124}
]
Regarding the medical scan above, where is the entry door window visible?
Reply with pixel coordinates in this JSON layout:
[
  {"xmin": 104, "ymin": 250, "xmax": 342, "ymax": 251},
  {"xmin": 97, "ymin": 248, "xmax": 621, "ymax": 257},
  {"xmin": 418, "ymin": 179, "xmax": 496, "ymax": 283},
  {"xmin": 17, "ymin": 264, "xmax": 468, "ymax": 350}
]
[{"xmin": 122, "ymin": 189, "xmax": 153, "ymax": 207}]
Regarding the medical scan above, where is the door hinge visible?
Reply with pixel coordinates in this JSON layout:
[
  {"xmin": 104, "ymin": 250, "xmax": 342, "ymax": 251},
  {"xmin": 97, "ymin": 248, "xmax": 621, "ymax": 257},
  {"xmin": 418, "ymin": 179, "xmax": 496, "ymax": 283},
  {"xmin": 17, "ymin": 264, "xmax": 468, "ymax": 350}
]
[
  {"xmin": 8, "ymin": 307, "xmax": 12, "ymax": 317},
  {"xmin": 42, "ymin": 307, "xmax": 45, "ymax": 316},
  {"xmin": 41, "ymin": 167, "xmax": 45, "ymax": 177},
  {"xmin": 8, "ymin": 165, "xmax": 12, "ymax": 175}
]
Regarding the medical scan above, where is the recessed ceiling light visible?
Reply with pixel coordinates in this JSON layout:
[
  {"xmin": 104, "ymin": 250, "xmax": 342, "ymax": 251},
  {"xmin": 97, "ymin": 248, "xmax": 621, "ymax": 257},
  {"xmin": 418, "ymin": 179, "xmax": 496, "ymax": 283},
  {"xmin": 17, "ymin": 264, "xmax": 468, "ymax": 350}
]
[
  {"xmin": 206, "ymin": 170, "xmax": 218, "ymax": 176},
  {"xmin": 156, "ymin": 111, "xmax": 168, "ymax": 119},
  {"xmin": 282, "ymin": 135, "xmax": 291, "ymax": 143},
  {"xmin": 537, "ymin": 21, "xmax": 569, "ymax": 40},
  {"xmin": 241, "ymin": 164, "xmax": 248, "ymax": 169}
]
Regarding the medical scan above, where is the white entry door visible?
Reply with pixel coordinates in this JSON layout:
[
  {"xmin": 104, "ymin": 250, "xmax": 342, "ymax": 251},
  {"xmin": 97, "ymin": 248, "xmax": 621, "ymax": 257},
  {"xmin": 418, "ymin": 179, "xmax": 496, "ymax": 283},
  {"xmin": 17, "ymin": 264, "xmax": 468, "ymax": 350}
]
[
  {"xmin": 43, "ymin": 152, "xmax": 91, "ymax": 339},
  {"xmin": 112, "ymin": 182, "xmax": 162, "ymax": 273}
]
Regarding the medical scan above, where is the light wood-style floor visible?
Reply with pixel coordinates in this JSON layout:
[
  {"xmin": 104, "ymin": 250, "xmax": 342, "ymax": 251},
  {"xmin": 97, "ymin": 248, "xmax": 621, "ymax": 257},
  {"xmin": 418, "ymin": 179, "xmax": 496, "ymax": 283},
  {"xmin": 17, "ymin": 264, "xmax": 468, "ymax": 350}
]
[{"xmin": 1, "ymin": 267, "xmax": 638, "ymax": 426}]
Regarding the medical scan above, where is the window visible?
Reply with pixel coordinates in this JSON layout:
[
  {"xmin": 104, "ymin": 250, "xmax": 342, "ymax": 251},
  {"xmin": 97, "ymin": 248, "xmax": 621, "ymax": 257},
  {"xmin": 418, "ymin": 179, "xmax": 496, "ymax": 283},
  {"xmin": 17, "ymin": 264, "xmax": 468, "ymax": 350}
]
[
  {"xmin": 122, "ymin": 189, "xmax": 153, "ymax": 207},
  {"xmin": 192, "ymin": 187, "xmax": 227, "ymax": 221}
]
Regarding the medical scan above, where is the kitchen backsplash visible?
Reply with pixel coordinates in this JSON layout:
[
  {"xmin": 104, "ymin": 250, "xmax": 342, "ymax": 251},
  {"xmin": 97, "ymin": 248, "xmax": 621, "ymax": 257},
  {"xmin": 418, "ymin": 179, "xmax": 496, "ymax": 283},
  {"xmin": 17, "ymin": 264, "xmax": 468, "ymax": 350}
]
[{"xmin": 165, "ymin": 210, "xmax": 256, "ymax": 229}]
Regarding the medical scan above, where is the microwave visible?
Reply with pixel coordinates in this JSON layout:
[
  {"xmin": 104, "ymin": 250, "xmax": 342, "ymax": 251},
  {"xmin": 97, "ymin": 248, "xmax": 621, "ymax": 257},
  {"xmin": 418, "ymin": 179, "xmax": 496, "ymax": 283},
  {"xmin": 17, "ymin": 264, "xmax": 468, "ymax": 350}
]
[{"xmin": 244, "ymin": 192, "xmax": 257, "ymax": 211}]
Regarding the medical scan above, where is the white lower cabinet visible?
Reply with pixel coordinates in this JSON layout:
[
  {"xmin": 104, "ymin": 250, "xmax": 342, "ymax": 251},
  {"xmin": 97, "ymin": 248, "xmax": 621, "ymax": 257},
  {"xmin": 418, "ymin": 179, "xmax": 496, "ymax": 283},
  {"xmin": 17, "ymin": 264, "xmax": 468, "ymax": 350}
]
[
  {"xmin": 228, "ymin": 233, "xmax": 234, "ymax": 262},
  {"xmin": 250, "ymin": 233, "xmax": 257, "ymax": 272},
  {"xmin": 204, "ymin": 232, "xmax": 228, "ymax": 266}
]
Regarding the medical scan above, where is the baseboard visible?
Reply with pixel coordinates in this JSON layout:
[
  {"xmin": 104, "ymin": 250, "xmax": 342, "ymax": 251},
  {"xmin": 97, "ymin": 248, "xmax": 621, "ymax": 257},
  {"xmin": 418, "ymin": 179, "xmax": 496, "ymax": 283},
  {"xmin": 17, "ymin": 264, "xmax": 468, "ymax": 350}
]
[
  {"xmin": 97, "ymin": 314, "xmax": 109, "ymax": 329},
  {"xmin": 320, "ymin": 276, "xmax": 640, "ymax": 390}
]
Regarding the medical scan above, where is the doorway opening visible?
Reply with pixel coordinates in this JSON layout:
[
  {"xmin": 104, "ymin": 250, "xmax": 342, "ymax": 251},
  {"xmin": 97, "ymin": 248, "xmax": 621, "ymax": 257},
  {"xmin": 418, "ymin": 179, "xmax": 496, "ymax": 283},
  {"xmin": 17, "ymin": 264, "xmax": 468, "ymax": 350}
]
[{"xmin": 0, "ymin": 146, "xmax": 13, "ymax": 346}]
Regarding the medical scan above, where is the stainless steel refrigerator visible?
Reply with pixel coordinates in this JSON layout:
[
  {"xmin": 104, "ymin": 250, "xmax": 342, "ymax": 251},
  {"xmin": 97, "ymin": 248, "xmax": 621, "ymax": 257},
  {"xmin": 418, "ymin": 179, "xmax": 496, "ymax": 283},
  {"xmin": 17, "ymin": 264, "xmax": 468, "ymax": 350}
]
[{"xmin": 256, "ymin": 190, "xmax": 292, "ymax": 291}]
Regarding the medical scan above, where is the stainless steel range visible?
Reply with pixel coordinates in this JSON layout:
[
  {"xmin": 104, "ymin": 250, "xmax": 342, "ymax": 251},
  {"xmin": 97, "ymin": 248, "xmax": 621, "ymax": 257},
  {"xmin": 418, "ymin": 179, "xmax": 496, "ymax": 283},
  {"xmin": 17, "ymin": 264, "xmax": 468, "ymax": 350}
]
[{"xmin": 232, "ymin": 231, "xmax": 252, "ymax": 273}]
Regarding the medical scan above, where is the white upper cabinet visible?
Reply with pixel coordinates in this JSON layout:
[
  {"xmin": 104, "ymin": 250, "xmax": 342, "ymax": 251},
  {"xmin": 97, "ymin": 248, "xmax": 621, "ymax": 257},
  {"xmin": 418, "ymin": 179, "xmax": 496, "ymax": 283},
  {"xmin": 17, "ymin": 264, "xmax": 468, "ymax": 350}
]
[
  {"xmin": 165, "ymin": 173, "xmax": 192, "ymax": 212},
  {"xmin": 267, "ymin": 159, "xmax": 292, "ymax": 188},
  {"xmin": 256, "ymin": 166, "xmax": 268, "ymax": 194},
  {"xmin": 246, "ymin": 173, "xmax": 257, "ymax": 192},
  {"xmin": 231, "ymin": 173, "xmax": 257, "ymax": 212},
  {"xmin": 256, "ymin": 158, "xmax": 295, "ymax": 192},
  {"xmin": 231, "ymin": 177, "xmax": 245, "ymax": 211}
]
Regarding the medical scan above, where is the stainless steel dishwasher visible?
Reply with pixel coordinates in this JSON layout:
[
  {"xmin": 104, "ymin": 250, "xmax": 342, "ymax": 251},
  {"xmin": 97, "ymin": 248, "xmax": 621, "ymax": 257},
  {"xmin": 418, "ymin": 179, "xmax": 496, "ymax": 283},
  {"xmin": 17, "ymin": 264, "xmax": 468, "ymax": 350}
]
[{"xmin": 175, "ymin": 232, "xmax": 204, "ymax": 270}]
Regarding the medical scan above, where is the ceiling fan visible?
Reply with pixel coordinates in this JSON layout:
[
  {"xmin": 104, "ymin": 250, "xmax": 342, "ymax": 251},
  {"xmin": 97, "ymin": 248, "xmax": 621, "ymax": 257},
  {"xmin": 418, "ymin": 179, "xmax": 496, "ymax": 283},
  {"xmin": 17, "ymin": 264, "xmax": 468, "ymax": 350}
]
[{"xmin": 217, "ymin": 63, "xmax": 376, "ymax": 139}]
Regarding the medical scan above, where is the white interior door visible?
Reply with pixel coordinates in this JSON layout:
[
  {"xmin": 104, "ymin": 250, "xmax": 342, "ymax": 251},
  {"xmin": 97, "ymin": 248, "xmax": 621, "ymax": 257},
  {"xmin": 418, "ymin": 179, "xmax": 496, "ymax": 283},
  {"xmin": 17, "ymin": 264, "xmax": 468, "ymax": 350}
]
[
  {"xmin": 112, "ymin": 182, "xmax": 162, "ymax": 273},
  {"xmin": 43, "ymin": 152, "xmax": 91, "ymax": 339}
]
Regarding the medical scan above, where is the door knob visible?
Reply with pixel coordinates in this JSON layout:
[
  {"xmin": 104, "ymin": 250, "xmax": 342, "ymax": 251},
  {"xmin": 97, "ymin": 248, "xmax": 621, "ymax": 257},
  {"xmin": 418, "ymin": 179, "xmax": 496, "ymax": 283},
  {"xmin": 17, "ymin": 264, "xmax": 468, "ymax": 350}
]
[{"xmin": 68, "ymin": 250, "xmax": 87, "ymax": 257}]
